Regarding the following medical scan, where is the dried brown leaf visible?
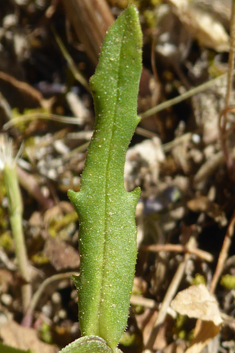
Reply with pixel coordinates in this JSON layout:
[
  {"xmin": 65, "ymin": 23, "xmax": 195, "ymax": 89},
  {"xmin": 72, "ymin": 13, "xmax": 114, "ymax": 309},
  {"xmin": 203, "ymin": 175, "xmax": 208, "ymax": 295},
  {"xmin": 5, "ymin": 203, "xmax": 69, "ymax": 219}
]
[
  {"xmin": 168, "ymin": 0, "xmax": 229, "ymax": 52},
  {"xmin": 185, "ymin": 320, "xmax": 221, "ymax": 353},
  {"xmin": 171, "ymin": 284, "xmax": 223, "ymax": 326},
  {"xmin": 0, "ymin": 269, "xmax": 14, "ymax": 293},
  {"xmin": 44, "ymin": 237, "xmax": 80, "ymax": 271},
  {"xmin": 187, "ymin": 196, "xmax": 227, "ymax": 227},
  {"xmin": 0, "ymin": 320, "xmax": 56, "ymax": 353}
]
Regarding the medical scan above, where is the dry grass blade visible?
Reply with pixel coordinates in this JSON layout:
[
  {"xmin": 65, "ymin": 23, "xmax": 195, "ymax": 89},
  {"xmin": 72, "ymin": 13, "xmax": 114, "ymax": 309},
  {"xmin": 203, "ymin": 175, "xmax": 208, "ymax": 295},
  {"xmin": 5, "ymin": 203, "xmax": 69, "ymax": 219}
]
[
  {"xmin": 140, "ymin": 72, "xmax": 234, "ymax": 120},
  {"xmin": 52, "ymin": 27, "xmax": 91, "ymax": 93},
  {"xmin": 61, "ymin": 0, "xmax": 114, "ymax": 66}
]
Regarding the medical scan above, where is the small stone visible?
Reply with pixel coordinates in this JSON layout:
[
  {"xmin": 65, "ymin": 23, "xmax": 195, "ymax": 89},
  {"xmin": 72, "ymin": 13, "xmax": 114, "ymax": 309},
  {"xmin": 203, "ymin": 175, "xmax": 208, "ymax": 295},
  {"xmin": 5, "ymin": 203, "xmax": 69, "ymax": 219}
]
[{"xmin": 1, "ymin": 293, "xmax": 12, "ymax": 306}]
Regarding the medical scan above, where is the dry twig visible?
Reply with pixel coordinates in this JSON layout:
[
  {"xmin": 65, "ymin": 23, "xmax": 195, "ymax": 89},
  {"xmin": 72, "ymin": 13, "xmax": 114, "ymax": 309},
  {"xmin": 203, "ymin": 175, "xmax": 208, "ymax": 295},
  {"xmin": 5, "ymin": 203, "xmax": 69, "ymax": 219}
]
[
  {"xmin": 145, "ymin": 236, "xmax": 197, "ymax": 350},
  {"xmin": 219, "ymin": 0, "xmax": 235, "ymax": 180},
  {"xmin": 210, "ymin": 210, "xmax": 235, "ymax": 294},
  {"xmin": 22, "ymin": 272, "xmax": 79, "ymax": 327},
  {"xmin": 141, "ymin": 243, "xmax": 213, "ymax": 262}
]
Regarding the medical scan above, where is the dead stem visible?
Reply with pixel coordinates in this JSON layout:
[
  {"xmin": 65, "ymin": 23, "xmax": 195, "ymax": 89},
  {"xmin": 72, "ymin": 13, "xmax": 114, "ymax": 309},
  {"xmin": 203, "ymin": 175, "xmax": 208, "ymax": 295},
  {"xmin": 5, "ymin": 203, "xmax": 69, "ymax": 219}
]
[
  {"xmin": 145, "ymin": 236, "xmax": 197, "ymax": 350},
  {"xmin": 140, "ymin": 71, "xmax": 235, "ymax": 120},
  {"xmin": 17, "ymin": 166, "xmax": 54, "ymax": 210},
  {"xmin": 141, "ymin": 243, "xmax": 213, "ymax": 262},
  {"xmin": 209, "ymin": 0, "xmax": 235, "ymax": 296},
  {"xmin": 22, "ymin": 272, "xmax": 79, "ymax": 327},
  {"xmin": 210, "ymin": 210, "xmax": 235, "ymax": 294},
  {"xmin": 219, "ymin": 0, "xmax": 235, "ymax": 180}
]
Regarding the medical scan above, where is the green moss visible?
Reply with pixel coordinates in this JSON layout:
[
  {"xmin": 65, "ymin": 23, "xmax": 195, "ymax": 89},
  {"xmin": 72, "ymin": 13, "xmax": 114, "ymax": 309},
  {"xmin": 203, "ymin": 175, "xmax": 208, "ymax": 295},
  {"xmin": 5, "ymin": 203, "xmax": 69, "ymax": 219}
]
[
  {"xmin": 24, "ymin": 136, "xmax": 36, "ymax": 149},
  {"xmin": 220, "ymin": 274, "xmax": 235, "ymax": 290},
  {"xmin": 0, "ymin": 231, "xmax": 14, "ymax": 251},
  {"xmin": 173, "ymin": 314, "xmax": 195, "ymax": 342},
  {"xmin": 175, "ymin": 314, "xmax": 188, "ymax": 330},
  {"xmin": 11, "ymin": 107, "xmax": 50, "ymax": 132},
  {"xmin": 208, "ymin": 64, "xmax": 226, "ymax": 78},
  {"xmin": 132, "ymin": 304, "xmax": 144, "ymax": 315},
  {"xmin": 143, "ymin": 9, "xmax": 156, "ymax": 28},
  {"xmin": 191, "ymin": 274, "xmax": 206, "ymax": 286},
  {"xmin": 150, "ymin": 0, "xmax": 162, "ymax": 5},
  {"xmin": 0, "ymin": 207, "xmax": 8, "ymax": 230},
  {"xmin": 48, "ymin": 211, "xmax": 78, "ymax": 237},
  {"xmin": 178, "ymin": 329, "xmax": 187, "ymax": 340},
  {"xmin": 40, "ymin": 322, "xmax": 53, "ymax": 344},
  {"xmin": 31, "ymin": 252, "xmax": 49, "ymax": 265},
  {"xmin": 119, "ymin": 332, "xmax": 138, "ymax": 347},
  {"xmin": 0, "ymin": 175, "xmax": 6, "ymax": 203}
]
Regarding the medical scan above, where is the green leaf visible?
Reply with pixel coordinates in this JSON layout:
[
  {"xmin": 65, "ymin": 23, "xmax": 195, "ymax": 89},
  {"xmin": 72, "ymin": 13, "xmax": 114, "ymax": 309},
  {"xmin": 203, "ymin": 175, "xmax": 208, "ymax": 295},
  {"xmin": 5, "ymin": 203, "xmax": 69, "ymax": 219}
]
[
  {"xmin": 0, "ymin": 343, "xmax": 34, "ymax": 353},
  {"xmin": 68, "ymin": 4, "xmax": 142, "ymax": 350},
  {"xmin": 59, "ymin": 336, "xmax": 122, "ymax": 353}
]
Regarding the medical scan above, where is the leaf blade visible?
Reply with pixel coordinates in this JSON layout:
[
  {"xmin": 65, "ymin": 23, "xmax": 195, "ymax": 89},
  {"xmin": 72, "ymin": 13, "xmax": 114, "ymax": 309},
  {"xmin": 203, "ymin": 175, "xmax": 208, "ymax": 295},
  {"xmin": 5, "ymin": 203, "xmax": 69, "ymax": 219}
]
[{"xmin": 69, "ymin": 5, "xmax": 142, "ymax": 349}]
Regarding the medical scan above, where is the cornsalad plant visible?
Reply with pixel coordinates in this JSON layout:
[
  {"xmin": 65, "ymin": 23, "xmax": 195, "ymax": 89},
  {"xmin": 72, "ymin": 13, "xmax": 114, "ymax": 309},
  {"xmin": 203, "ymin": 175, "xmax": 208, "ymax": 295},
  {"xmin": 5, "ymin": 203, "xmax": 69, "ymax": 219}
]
[{"xmin": 60, "ymin": 5, "xmax": 142, "ymax": 353}]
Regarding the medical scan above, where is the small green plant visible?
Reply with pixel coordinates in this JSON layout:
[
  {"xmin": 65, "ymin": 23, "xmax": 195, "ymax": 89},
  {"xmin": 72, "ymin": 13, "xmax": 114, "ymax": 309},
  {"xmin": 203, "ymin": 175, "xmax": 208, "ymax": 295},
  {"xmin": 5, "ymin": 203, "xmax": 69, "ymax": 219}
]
[
  {"xmin": 60, "ymin": 5, "xmax": 142, "ymax": 353},
  {"xmin": 0, "ymin": 135, "xmax": 32, "ymax": 315}
]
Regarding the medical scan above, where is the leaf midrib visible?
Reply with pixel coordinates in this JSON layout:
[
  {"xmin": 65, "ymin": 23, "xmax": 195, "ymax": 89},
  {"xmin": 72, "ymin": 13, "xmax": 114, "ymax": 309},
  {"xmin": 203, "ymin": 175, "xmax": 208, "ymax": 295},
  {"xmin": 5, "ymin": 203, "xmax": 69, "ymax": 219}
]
[{"xmin": 97, "ymin": 25, "xmax": 126, "ymax": 333}]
